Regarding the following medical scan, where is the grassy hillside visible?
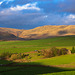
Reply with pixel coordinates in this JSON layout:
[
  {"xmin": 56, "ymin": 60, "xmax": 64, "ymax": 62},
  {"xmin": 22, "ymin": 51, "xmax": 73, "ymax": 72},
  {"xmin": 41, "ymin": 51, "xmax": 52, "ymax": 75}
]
[
  {"xmin": 0, "ymin": 37, "xmax": 75, "ymax": 75},
  {"xmin": 0, "ymin": 31, "xmax": 17, "ymax": 40},
  {"xmin": 0, "ymin": 36, "xmax": 75, "ymax": 53},
  {"xmin": 0, "ymin": 27, "xmax": 23, "ymax": 37},
  {"xmin": 0, "ymin": 25, "xmax": 75, "ymax": 40},
  {"xmin": 34, "ymin": 54, "xmax": 75, "ymax": 66},
  {"xmin": 20, "ymin": 25, "xmax": 75, "ymax": 39},
  {"xmin": 0, "ymin": 54, "xmax": 75, "ymax": 75}
]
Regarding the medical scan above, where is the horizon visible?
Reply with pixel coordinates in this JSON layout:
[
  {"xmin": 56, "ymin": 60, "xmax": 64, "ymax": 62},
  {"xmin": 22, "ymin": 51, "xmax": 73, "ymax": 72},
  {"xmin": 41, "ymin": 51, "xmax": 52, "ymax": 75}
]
[
  {"xmin": 0, "ymin": 25, "xmax": 75, "ymax": 30},
  {"xmin": 0, "ymin": 0, "xmax": 75, "ymax": 29}
]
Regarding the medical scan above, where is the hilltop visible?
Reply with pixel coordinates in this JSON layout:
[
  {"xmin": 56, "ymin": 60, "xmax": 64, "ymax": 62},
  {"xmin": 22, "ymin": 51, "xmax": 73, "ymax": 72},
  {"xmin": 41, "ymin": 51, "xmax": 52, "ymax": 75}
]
[
  {"xmin": 0, "ymin": 25, "xmax": 75, "ymax": 40},
  {"xmin": 0, "ymin": 27, "xmax": 24, "ymax": 40}
]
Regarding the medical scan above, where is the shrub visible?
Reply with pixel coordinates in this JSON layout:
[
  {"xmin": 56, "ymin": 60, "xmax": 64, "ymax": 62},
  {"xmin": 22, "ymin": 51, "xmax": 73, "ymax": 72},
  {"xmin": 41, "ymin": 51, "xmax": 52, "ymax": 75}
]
[
  {"xmin": 10, "ymin": 54, "xmax": 21, "ymax": 60},
  {"xmin": 10, "ymin": 53, "xmax": 29, "ymax": 60},
  {"xmin": 0, "ymin": 52, "xmax": 12, "ymax": 59},
  {"xmin": 71, "ymin": 46, "xmax": 75, "ymax": 53},
  {"xmin": 50, "ymin": 47, "xmax": 59, "ymax": 56},
  {"xmin": 25, "ymin": 55, "xmax": 32, "ymax": 62},
  {"xmin": 41, "ymin": 47, "xmax": 69, "ymax": 58},
  {"xmin": 21, "ymin": 53, "xmax": 29, "ymax": 58},
  {"xmin": 41, "ymin": 49, "xmax": 52, "ymax": 58},
  {"xmin": 60, "ymin": 48, "xmax": 68, "ymax": 55},
  {"xmin": 41, "ymin": 47, "xmax": 59, "ymax": 58}
]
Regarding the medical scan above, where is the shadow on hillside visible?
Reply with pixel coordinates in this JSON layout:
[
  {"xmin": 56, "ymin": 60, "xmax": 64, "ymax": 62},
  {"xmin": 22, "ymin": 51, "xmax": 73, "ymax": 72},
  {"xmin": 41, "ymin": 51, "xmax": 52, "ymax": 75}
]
[{"xmin": 0, "ymin": 60, "xmax": 75, "ymax": 75}]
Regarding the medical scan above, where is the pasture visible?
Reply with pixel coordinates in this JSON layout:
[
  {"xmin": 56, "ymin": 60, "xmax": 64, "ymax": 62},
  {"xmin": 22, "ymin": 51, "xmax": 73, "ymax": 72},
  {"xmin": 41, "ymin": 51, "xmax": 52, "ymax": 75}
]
[
  {"xmin": 0, "ymin": 54, "xmax": 75, "ymax": 75},
  {"xmin": 0, "ymin": 36, "xmax": 75, "ymax": 53},
  {"xmin": 0, "ymin": 36, "xmax": 75, "ymax": 75}
]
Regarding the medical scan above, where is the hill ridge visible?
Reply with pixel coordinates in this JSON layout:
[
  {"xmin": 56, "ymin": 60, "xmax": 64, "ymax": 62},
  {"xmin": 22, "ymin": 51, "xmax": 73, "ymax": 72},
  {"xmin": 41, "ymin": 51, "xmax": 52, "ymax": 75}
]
[{"xmin": 0, "ymin": 25, "xmax": 75, "ymax": 40}]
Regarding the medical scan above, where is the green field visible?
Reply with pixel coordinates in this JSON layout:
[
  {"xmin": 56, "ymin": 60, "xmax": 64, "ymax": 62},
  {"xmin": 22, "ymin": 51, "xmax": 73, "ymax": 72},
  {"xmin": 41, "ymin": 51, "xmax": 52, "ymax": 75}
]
[
  {"xmin": 0, "ymin": 36, "xmax": 75, "ymax": 75},
  {"xmin": 0, "ymin": 36, "xmax": 75, "ymax": 53},
  {"xmin": 0, "ymin": 66, "xmax": 75, "ymax": 75},
  {"xmin": 0, "ymin": 54, "xmax": 75, "ymax": 75}
]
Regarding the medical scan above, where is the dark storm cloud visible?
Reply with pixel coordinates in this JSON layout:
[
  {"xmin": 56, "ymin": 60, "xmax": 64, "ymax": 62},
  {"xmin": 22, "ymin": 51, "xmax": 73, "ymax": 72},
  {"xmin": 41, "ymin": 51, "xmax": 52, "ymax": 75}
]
[
  {"xmin": 0, "ymin": 12, "xmax": 46, "ymax": 29},
  {"xmin": 0, "ymin": 11, "xmax": 75, "ymax": 29}
]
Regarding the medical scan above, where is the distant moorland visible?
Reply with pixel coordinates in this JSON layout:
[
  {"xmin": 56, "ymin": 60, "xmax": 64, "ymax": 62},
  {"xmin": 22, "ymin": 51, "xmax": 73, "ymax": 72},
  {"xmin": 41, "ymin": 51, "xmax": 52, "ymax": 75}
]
[{"xmin": 0, "ymin": 25, "xmax": 75, "ymax": 40}]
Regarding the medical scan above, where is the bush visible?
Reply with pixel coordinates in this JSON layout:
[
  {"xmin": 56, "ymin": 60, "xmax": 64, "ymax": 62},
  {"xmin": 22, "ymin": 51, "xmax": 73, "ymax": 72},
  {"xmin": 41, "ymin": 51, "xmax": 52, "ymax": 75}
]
[
  {"xmin": 41, "ymin": 47, "xmax": 60, "ymax": 58},
  {"xmin": 0, "ymin": 52, "xmax": 12, "ymax": 59},
  {"xmin": 71, "ymin": 46, "xmax": 75, "ymax": 53},
  {"xmin": 10, "ymin": 53, "xmax": 29, "ymax": 60},
  {"xmin": 50, "ymin": 47, "xmax": 60, "ymax": 56},
  {"xmin": 41, "ymin": 47, "xmax": 69, "ymax": 58},
  {"xmin": 10, "ymin": 54, "xmax": 21, "ymax": 60},
  {"xmin": 42, "ymin": 49, "xmax": 52, "ymax": 58},
  {"xmin": 60, "ymin": 48, "xmax": 68, "ymax": 55},
  {"xmin": 25, "ymin": 55, "xmax": 32, "ymax": 62}
]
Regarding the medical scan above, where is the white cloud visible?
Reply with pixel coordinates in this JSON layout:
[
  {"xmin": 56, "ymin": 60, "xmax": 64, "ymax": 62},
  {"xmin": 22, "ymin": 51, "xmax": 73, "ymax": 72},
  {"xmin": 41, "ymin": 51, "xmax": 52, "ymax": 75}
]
[
  {"xmin": 10, "ymin": 2, "xmax": 40, "ymax": 11},
  {"xmin": 67, "ymin": 14, "xmax": 75, "ymax": 19},
  {"xmin": 0, "ymin": 2, "xmax": 3, "ymax": 5},
  {"xmin": 43, "ymin": 15, "xmax": 48, "ymax": 18},
  {"xmin": 63, "ymin": 14, "xmax": 75, "ymax": 24},
  {"xmin": 0, "ymin": 0, "xmax": 14, "ymax": 5}
]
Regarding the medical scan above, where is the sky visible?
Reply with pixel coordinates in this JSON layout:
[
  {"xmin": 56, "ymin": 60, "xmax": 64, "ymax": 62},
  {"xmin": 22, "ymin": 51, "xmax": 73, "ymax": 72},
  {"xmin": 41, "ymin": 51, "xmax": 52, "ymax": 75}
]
[{"xmin": 0, "ymin": 0, "xmax": 75, "ymax": 29}]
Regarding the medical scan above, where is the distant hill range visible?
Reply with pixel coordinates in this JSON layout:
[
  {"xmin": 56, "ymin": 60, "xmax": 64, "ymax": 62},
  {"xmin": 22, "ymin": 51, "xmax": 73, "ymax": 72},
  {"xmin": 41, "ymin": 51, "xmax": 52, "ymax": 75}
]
[{"xmin": 0, "ymin": 25, "xmax": 75, "ymax": 40}]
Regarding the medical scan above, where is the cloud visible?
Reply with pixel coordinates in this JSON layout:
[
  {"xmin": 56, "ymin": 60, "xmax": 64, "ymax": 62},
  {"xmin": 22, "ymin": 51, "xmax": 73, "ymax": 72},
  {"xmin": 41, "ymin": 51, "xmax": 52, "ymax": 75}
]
[
  {"xmin": 0, "ymin": 11, "xmax": 75, "ymax": 29},
  {"xmin": 0, "ymin": 0, "xmax": 75, "ymax": 29},
  {"xmin": 36, "ymin": 0, "xmax": 75, "ymax": 14},
  {"xmin": 10, "ymin": 2, "xmax": 40, "ymax": 11},
  {"xmin": 0, "ymin": 2, "xmax": 3, "ymax": 5},
  {"xmin": 67, "ymin": 14, "xmax": 75, "ymax": 19},
  {"xmin": 0, "ymin": 0, "xmax": 14, "ymax": 5},
  {"xmin": 0, "ymin": 0, "xmax": 75, "ymax": 14}
]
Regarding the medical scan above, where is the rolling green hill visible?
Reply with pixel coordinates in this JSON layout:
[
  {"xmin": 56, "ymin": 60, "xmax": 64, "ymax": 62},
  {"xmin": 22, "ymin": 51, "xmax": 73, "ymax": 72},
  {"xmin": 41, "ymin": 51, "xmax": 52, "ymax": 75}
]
[
  {"xmin": 0, "ymin": 36, "xmax": 75, "ymax": 75},
  {"xmin": 0, "ymin": 36, "xmax": 75, "ymax": 53},
  {"xmin": 0, "ymin": 54, "xmax": 75, "ymax": 75}
]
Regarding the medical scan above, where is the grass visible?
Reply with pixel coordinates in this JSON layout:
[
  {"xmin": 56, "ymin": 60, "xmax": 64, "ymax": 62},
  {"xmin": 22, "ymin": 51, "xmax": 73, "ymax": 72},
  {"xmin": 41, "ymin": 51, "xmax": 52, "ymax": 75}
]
[
  {"xmin": 0, "ymin": 36, "xmax": 75, "ymax": 75},
  {"xmin": 42, "ymin": 71, "xmax": 75, "ymax": 75},
  {"xmin": 34, "ymin": 54, "xmax": 75, "ymax": 66},
  {"xmin": 0, "ymin": 54, "xmax": 75, "ymax": 75},
  {"xmin": 14, "ymin": 54, "xmax": 75, "ymax": 67},
  {"xmin": 0, "ymin": 66, "xmax": 20, "ymax": 72},
  {"xmin": 0, "ymin": 36, "xmax": 75, "ymax": 53},
  {"xmin": 0, "ymin": 60, "xmax": 12, "ymax": 65},
  {"xmin": 0, "ymin": 63, "xmax": 75, "ymax": 75}
]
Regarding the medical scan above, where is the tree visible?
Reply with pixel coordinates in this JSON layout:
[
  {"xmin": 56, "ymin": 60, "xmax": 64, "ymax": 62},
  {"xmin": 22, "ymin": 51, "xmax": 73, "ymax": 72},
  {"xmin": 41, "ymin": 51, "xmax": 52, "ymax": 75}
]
[{"xmin": 71, "ymin": 46, "xmax": 75, "ymax": 53}]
